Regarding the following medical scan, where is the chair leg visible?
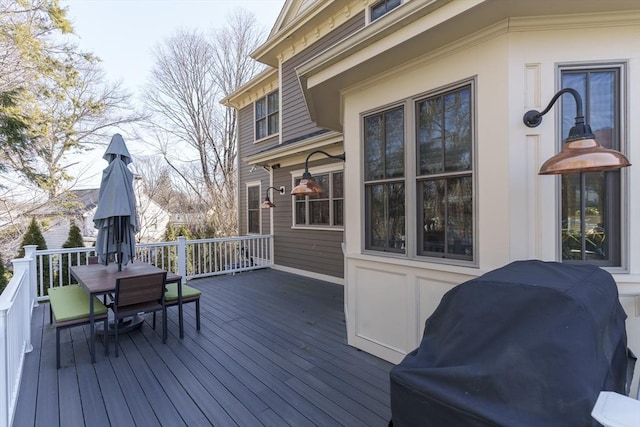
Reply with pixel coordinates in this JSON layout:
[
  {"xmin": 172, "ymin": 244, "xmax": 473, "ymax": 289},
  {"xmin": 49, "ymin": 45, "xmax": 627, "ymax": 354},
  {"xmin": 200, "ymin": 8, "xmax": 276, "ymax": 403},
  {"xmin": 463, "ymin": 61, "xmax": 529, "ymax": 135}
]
[
  {"xmin": 103, "ymin": 318, "xmax": 109, "ymax": 357},
  {"xmin": 152, "ymin": 312, "xmax": 156, "ymax": 330},
  {"xmin": 114, "ymin": 312, "xmax": 119, "ymax": 358},
  {"xmin": 162, "ymin": 307, "xmax": 167, "ymax": 344},
  {"xmin": 196, "ymin": 300, "xmax": 201, "ymax": 331}
]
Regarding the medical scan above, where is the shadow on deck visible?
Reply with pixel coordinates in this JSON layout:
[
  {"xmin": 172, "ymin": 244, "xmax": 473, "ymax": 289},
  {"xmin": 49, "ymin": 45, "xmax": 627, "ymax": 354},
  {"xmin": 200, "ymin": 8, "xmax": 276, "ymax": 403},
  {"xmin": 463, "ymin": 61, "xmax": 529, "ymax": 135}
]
[{"xmin": 14, "ymin": 269, "xmax": 393, "ymax": 427}]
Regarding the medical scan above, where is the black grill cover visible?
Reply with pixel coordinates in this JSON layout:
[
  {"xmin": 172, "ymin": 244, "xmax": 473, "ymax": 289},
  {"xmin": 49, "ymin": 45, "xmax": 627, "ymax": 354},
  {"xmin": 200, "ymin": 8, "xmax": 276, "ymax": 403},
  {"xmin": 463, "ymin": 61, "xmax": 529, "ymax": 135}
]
[{"xmin": 390, "ymin": 260, "xmax": 631, "ymax": 427}]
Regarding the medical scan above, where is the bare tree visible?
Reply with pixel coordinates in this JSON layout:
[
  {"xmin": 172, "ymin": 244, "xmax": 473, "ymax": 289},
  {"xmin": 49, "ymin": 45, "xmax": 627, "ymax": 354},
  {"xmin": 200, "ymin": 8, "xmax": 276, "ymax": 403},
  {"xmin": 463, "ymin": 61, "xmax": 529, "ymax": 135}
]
[
  {"xmin": 0, "ymin": 0, "xmax": 146, "ymax": 198},
  {"xmin": 15, "ymin": 57, "xmax": 145, "ymax": 198},
  {"xmin": 142, "ymin": 8, "xmax": 265, "ymax": 236}
]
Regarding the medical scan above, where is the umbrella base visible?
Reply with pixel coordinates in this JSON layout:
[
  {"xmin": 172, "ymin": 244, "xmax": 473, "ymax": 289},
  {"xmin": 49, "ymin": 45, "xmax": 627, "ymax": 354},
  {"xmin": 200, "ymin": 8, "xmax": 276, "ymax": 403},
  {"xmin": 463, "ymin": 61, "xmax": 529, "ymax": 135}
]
[{"xmin": 96, "ymin": 315, "xmax": 144, "ymax": 336}]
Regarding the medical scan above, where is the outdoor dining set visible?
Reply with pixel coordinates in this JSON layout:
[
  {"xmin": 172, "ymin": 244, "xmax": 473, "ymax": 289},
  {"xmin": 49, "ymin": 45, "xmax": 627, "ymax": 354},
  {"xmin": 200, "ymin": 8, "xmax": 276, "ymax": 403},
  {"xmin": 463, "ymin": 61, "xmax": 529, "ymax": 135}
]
[
  {"xmin": 48, "ymin": 260, "xmax": 201, "ymax": 369},
  {"xmin": 48, "ymin": 134, "xmax": 201, "ymax": 369}
]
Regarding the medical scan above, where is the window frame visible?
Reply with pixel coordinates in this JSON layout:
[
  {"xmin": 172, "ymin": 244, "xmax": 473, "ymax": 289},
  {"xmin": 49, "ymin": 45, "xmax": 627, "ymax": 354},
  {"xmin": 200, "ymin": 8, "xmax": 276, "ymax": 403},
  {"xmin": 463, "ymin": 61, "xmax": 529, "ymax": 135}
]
[
  {"xmin": 415, "ymin": 82, "xmax": 475, "ymax": 261},
  {"xmin": 361, "ymin": 78, "xmax": 477, "ymax": 265},
  {"xmin": 368, "ymin": 0, "xmax": 402, "ymax": 23},
  {"xmin": 291, "ymin": 165, "xmax": 345, "ymax": 231},
  {"xmin": 556, "ymin": 62, "xmax": 628, "ymax": 269},
  {"xmin": 246, "ymin": 182, "xmax": 261, "ymax": 234},
  {"xmin": 254, "ymin": 90, "xmax": 279, "ymax": 141},
  {"xmin": 362, "ymin": 104, "xmax": 406, "ymax": 253}
]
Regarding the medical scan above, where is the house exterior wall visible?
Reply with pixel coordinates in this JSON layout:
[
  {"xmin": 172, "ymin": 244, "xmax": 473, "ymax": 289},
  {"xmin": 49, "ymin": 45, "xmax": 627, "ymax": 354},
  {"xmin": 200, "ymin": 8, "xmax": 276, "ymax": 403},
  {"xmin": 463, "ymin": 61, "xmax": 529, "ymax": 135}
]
[
  {"xmin": 281, "ymin": 12, "xmax": 365, "ymax": 142},
  {"xmin": 339, "ymin": 12, "xmax": 640, "ymax": 386},
  {"xmin": 237, "ymin": 103, "xmax": 271, "ymax": 235},
  {"xmin": 136, "ymin": 196, "xmax": 170, "ymax": 243},
  {"xmin": 269, "ymin": 160, "xmax": 345, "ymax": 281},
  {"xmin": 41, "ymin": 217, "xmax": 76, "ymax": 249},
  {"xmin": 234, "ymin": 13, "xmax": 364, "ymax": 281},
  {"xmin": 232, "ymin": 2, "xmax": 640, "ymax": 395}
]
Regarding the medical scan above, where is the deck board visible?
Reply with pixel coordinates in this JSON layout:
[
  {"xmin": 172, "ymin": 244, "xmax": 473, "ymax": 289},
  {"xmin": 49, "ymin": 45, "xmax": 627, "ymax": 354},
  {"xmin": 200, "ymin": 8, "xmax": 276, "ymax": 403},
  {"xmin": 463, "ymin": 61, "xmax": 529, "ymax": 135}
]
[{"xmin": 14, "ymin": 269, "xmax": 393, "ymax": 426}]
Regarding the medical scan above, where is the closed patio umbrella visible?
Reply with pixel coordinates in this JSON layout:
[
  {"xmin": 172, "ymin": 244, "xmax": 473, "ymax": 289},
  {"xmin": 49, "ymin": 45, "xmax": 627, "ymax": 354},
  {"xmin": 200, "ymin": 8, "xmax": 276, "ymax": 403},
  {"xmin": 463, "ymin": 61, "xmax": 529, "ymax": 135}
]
[{"xmin": 94, "ymin": 134, "xmax": 138, "ymax": 271}]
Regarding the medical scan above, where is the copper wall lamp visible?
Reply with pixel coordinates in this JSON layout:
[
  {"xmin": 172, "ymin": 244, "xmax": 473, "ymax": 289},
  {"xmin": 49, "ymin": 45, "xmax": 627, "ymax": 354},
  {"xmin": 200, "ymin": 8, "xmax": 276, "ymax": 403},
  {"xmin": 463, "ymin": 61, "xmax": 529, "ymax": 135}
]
[
  {"xmin": 523, "ymin": 88, "xmax": 630, "ymax": 174},
  {"xmin": 261, "ymin": 186, "xmax": 285, "ymax": 209},
  {"xmin": 290, "ymin": 150, "xmax": 346, "ymax": 195}
]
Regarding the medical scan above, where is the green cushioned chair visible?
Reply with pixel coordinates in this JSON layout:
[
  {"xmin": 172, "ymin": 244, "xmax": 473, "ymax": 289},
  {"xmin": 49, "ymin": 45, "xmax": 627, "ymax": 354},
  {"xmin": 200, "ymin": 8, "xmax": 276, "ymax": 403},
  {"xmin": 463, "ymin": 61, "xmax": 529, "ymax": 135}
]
[
  {"xmin": 49, "ymin": 285, "xmax": 108, "ymax": 369},
  {"xmin": 153, "ymin": 282, "xmax": 201, "ymax": 336}
]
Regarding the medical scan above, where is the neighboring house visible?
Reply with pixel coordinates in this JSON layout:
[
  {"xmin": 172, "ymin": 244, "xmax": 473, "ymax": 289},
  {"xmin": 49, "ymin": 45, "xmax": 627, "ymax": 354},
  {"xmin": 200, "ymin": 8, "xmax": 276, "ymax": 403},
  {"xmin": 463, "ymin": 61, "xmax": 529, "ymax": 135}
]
[
  {"xmin": 32, "ymin": 189, "xmax": 100, "ymax": 248},
  {"xmin": 223, "ymin": 0, "xmax": 640, "ymax": 383},
  {"xmin": 33, "ymin": 187, "xmax": 170, "ymax": 248},
  {"xmin": 133, "ymin": 182, "xmax": 172, "ymax": 243}
]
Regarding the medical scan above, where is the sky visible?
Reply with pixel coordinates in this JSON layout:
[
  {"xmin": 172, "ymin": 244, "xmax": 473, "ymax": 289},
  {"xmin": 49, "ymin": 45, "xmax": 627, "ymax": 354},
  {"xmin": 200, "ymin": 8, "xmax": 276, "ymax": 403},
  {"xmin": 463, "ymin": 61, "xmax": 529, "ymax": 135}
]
[{"xmin": 59, "ymin": 0, "xmax": 286, "ymax": 187}]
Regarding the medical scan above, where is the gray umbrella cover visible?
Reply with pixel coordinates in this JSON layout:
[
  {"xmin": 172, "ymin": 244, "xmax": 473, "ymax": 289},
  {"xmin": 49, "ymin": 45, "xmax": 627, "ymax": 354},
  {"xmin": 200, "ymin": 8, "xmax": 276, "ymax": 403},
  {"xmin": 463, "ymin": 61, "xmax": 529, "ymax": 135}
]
[{"xmin": 93, "ymin": 134, "xmax": 139, "ymax": 267}]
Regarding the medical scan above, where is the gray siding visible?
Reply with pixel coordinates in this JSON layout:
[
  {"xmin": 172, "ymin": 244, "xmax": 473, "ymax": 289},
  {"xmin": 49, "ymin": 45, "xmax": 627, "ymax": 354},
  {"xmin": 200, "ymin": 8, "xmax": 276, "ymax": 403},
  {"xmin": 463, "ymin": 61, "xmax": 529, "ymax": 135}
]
[
  {"xmin": 272, "ymin": 162, "xmax": 344, "ymax": 279},
  {"xmin": 238, "ymin": 105, "xmax": 271, "ymax": 235},
  {"xmin": 236, "ymin": 13, "xmax": 364, "ymax": 274},
  {"xmin": 281, "ymin": 12, "xmax": 365, "ymax": 143}
]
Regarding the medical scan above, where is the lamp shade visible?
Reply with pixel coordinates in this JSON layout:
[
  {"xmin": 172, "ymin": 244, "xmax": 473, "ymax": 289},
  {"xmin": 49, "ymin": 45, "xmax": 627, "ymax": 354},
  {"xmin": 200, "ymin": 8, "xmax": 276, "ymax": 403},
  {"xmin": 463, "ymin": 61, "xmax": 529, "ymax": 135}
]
[
  {"xmin": 290, "ymin": 150, "xmax": 346, "ymax": 195},
  {"xmin": 261, "ymin": 198, "xmax": 276, "ymax": 209},
  {"xmin": 523, "ymin": 88, "xmax": 631, "ymax": 175},
  {"xmin": 539, "ymin": 138, "xmax": 631, "ymax": 175},
  {"xmin": 291, "ymin": 178, "xmax": 324, "ymax": 196}
]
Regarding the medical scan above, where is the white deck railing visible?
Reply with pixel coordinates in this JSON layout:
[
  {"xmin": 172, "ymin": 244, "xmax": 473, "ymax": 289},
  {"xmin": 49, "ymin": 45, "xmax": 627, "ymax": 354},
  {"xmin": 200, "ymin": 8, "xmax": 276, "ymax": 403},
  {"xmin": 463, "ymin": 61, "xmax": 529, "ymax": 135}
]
[
  {"xmin": 0, "ymin": 246, "xmax": 36, "ymax": 427},
  {"xmin": 0, "ymin": 235, "xmax": 272, "ymax": 426},
  {"xmin": 33, "ymin": 234, "xmax": 273, "ymax": 301}
]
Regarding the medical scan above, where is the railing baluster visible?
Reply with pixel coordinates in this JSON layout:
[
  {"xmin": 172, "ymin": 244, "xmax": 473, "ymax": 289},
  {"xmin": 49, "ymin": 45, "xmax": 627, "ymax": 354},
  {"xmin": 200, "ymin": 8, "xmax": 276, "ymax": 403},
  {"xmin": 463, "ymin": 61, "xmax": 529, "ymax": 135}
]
[{"xmin": 30, "ymin": 235, "xmax": 274, "ymax": 297}]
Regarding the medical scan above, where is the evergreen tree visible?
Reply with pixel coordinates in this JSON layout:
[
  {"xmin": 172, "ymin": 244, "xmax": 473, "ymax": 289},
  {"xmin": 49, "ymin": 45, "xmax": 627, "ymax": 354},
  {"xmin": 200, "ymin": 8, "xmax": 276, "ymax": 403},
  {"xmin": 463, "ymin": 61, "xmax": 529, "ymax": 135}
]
[
  {"xmin": 18, "ymin": 217, "xmax": 50, "ymax": 294},
  {"xmin": 177, "ymin": 225, "xmax": 193, "ymax": 240},
  {"xmin": 18, "ymin": 217, "xmax": 47, "ymax": 256},
  {"xmin": 62, "ymin": 223, "xmax": 84, "ymax": 248},
  {"xmin": 0, "ymin": 254, "xmax": 8, "ymax": 295},
  {"xmin": 160, "ymin": 222, "xmax": 177, "ymax": 268},
  {"xmin": 61, "ymin": 223, "xmax": 84, "ymax": 285},
  {"xmin": 163, "ymin": 222, "xmax": 177, "ymax": 241}
]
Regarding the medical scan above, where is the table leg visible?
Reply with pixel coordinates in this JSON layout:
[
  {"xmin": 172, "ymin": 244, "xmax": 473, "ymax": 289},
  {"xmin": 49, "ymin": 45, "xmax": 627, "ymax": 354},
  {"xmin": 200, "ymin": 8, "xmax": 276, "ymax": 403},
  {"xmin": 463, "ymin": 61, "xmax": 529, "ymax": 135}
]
[
  {"xmin": 178, "ymin": 280, "xmax": 184, "ymax": 338},
  {"xmin": 89, "ymin": 294, "xmax": 95, "ymax": 363}
]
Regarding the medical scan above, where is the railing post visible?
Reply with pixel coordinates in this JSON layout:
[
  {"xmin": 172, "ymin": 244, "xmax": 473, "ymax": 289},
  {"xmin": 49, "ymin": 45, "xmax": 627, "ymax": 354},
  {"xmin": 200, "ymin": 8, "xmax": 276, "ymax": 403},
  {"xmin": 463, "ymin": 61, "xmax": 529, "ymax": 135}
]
[
  {"xmin": 270, "ymin": 235, "xmax": 274, "ymax": 267},
  {"xmin": 12, "ymin": 258, "xmax": 33, "ymax": 354},
  {"xmin": 24, "ymin": 246, "xmax": 38, "ymax": 308},
  {"xmin": 0, "ymin": 297, "xmax": 7, "ymax": 427},
  {"xmin": 177, "ymin": 236, "xmax": 187, "ymax": 284}
]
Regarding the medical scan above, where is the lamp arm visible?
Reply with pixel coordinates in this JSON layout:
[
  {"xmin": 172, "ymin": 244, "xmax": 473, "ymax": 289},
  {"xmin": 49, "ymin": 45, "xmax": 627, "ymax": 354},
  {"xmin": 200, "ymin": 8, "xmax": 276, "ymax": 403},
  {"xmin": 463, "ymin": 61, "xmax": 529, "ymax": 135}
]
[
  {"xmin": 523, "ymin": 88, "xmax": 584, "ymax": 128},
  {"xmin": 264, "ymin": 186, "xmax": 284, "ymax": 198},
  {"xmin": 303, "ymin": 150, "xmax": 347, "ymax": 172}
]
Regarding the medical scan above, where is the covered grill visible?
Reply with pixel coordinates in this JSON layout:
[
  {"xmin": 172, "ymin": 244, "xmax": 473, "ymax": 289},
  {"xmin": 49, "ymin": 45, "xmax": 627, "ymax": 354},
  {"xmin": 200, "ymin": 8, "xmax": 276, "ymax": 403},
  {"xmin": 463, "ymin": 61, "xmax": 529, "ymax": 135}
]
[{"xmin": 390, "ymin": 260, "xmax": 634, "ymax": 426}]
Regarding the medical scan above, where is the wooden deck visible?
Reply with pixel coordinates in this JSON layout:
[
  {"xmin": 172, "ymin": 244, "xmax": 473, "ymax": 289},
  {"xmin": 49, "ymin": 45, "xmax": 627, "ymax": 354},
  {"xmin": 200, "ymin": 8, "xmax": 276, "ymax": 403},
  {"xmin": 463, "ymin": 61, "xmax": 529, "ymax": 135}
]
[{"xmin": 13, "ymin": 269, "xmax": 393, "ymax": 427}]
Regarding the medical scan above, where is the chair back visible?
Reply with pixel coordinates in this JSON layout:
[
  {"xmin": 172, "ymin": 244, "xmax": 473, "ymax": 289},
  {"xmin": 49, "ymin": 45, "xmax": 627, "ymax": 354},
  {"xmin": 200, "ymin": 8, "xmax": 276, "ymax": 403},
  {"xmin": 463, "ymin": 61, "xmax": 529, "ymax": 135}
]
[{"xmin": 114, "ymin": 272, "xmax": 167, "ymax": 308}]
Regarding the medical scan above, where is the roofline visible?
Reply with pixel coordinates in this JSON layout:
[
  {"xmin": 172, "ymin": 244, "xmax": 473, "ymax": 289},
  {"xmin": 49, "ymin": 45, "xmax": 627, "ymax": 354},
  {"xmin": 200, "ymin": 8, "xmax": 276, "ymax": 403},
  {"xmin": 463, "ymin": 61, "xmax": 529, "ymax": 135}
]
[
  {"xmin": 220, "ymin": 68, "xmax": 279, "ymax": 108},
  {"xmin": 251, "ymin": 0, "xmax": 344, "ymax": 67},
  {"xmin": 244, "ymin": 131, "xmax": 343, "ymax": 168}
]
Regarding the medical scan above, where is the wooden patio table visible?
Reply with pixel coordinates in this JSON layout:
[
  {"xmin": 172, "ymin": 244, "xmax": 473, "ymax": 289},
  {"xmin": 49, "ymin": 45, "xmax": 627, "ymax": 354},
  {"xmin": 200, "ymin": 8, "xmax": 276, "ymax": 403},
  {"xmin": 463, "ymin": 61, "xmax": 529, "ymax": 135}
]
[{"xmin": 70, "ymin": 263, "xmax": 183, "ymax": 363}]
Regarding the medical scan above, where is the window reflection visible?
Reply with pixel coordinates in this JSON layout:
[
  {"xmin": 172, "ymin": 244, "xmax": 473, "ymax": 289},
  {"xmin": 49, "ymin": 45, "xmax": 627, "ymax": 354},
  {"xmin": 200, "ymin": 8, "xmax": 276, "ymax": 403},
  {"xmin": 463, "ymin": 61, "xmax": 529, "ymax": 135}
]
[{"xmin": 560, "ymin": 68, "xmax": 620, "ymax": 265}]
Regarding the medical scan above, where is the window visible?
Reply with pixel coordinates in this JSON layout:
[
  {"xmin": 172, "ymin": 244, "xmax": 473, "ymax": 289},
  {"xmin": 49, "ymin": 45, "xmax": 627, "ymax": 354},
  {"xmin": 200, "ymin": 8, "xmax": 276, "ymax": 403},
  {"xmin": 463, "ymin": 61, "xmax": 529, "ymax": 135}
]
[
  {"xmin": 364, "ymin": 106, "xmax": 406, "ymax": 252},
  {"xmin": 294, "ymin": 170, "xmax": 344, "ymax": 228},
  {"xmin": 560, "ymin": 66, "xmax": 623, "ymax": 266},
  {"xmin": 370, "ymin": 0, "xmax": 401, "ymax": 22},
  {"xmin": 363, "ymin": 81, "xmax": 475, "ymax": 261},
  {"xmin": 255, "ymin": 91, "xmax": 279, "ymax": 140},
  {"xmin": 416, "ymin": 84, "xmax": 473, "ymax": 260},
  {"xmin": 247, "ymin": 185, "xmax": 260, "ymax": 234}
]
